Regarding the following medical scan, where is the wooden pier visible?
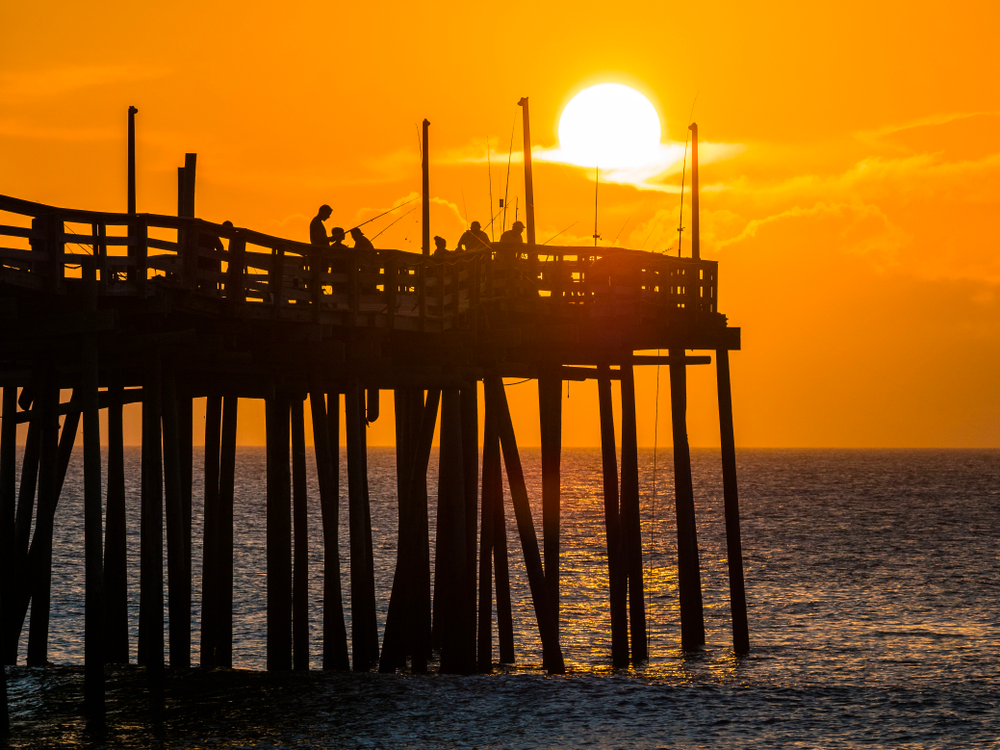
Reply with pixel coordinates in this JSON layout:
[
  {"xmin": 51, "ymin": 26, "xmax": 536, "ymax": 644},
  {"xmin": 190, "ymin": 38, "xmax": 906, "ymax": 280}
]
[{"xmin": 0, "ymin": 180, "xmax": 748, "ymax": 722}]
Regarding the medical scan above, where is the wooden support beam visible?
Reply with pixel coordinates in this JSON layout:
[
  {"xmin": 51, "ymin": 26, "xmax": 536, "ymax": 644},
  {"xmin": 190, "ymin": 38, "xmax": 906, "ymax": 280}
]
[
  {"xmin": 104, "ymin": 381, "xmax": 129, "ymax": 664},
  {"xmin": 459, "ymin": 384, "xmax": 479, "ymax": 670},
  {"xmin": 217, "ymin": 395, "xmax": 238, "ymax": 668},
  {"xmin": 493, "ymin": 425, "xmax": 515, "ymax": 665},
  {"xmin": 26, "ymin": 375, "xmax": 59, "ymax": 667},
  {"xmin": 669, "ymin": 348, "xmax": 706, "ymax": 650},
  {"xmin": 82, "ymin": 341, "xmax": 105, "ymax": 715},
  {"xmin": 291, "ymin": 396, "xmax": 310, "ymax": 670},
  {"xmin": 346, "ymin": 382, "xmax": 378, "ymax": 670},
  {"xmin": 597, "ymin": 365, "xmax": 629, "ymax": 669},
  {"xmin": 716, "ymin": 349, "xmax": 750, "ymax": 654},
  {"xmin": 0, "ymin": 387, "xmax": 17, "ymax": 667},
  {"xmin": 265, "ymin": 387, "xmax": 292, "ymax": 671},
  {"xmin": 308, "ymin": 383, "xmax": 349, "ymax": 670},
  {"xmin": 478, "ymin": 391, "xmax": 500, "ymax": 672},
  {"xmin": 537, "ymin": 375, "xmax": 561, "ymax": 633},
  {"xmin": 200, "ymin": 394, "xmax": 222, "ymax": 668},
  {"xmin": 437, "ymin": 389, "xmax": 474, "ymax": 674},
  {"xmin": 407, "ymin": 389, "xmax": 438, "ymax": 671},
  {"xmin": 485, "ymin": 376, "xmax": 564, "ymax": 674},
  {"xmin": 620, "ymin": 365, "xmax": 648, "ymax": 663},
  {"xmin": 139, "ymin": 351, "xmax": 164, "ymax": 673},
  {"xmin": 162, "ymin": 360, "xmax": 191, "ymax": 668}
]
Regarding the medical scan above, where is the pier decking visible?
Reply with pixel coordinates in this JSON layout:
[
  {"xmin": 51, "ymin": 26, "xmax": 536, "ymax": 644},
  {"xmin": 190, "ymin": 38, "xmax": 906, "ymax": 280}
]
[{"xmin": 0, "ymin": 190, "xmax": 746, "ymax": 721}]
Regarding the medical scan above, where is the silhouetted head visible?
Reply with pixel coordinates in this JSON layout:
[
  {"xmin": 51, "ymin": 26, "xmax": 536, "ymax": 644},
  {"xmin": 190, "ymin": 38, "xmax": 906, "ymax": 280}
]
[
  {"xmin": 434, "ymin": 236, "xmax": 446, "ymax": 250},
  {"xmin": 512, "ymin": 221, "xmax": 524, "ymax": 232},
  {"xmin": 471, "ymin": 221, "xmax": 481, "ymax": 231},
  {"xmin": 318, "ymin": 204, "xmax": 333, "ymax": 221},
  {"xmin": 330, "ymin": 226, "xmax": 345, "ymax": 241},
  {"xmin": 349, "ymin": 227, "xmax": 364, "ymax": 238},
  {"xmin": 222, "ymin": 220, "xmax": 234, "ymax": 229}
]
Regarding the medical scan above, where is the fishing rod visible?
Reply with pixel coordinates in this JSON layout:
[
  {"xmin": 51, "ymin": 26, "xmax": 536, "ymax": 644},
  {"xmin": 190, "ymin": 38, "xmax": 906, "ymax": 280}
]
[
  {"xmin": 611, "ymin": 216, "xmax": 632, "ymax": 247},
  {"xmin": 483, "ymin": 204, "xmax": 505, "ymax": 236},
  {"xmin": 352, "ymin": 195, "xmax": 419, "ymax": 231},
  {"xmin": 677, "ymin": 130, "xmax": 689, "ymax": 257},
  {"xmin": 676, "ymin": 94, "xmax": 699, "ymax": 258},
  {"xmin": 371, "ymin": 206, "xmax": 418, "ymax": 240},
  {"xmin": 487, "ymin": 137, "xmax": 495, "ymax": 242},
  {"xmin": 503, "ymin": 109, "xmax": 516, "ymax": 232},
  {"xmin": 592, "ymin": 166, "xmax": 601, "ymax": 247}
]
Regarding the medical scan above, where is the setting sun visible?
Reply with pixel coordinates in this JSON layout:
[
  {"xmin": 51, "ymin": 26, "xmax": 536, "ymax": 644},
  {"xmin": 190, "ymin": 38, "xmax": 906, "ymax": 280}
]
[{"xmin": 556, "ymin": 83, "xmax": 662, "ymax": 169}]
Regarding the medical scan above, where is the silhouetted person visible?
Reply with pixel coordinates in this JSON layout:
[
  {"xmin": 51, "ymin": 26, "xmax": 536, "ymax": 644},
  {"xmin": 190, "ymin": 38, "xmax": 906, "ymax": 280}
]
[
  {"xmin": 349, "ymin": 227, "xmax": 374, "ymax": 253},
  {"xmin": 330, "ymin": 226, "xmax": 347, "ymax": 251},
  {"xmin": 197, "ymin": 221, "xmax": 231, "ymax": 292},
  {"xmin": 310, "ymin": 204, "xmax": 333, "ymax": 247},
  {"xmin": 499, "ymin": 220, "xmax": 525, "ymax": 244},
  {"xmin": 455, "ymin": 221, "xmax": 490, "ymax": 252},
  {"xmin": 433, "ymin": 236, "xmax": 448, "ymax": 257},
  {"xmin": 349, "ymin": 227, "xmax": 377, "ymax": 294}
]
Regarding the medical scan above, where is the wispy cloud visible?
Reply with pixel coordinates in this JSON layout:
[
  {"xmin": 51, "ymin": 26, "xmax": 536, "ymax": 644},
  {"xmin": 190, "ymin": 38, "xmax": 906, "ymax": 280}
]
[{"xmin": 0, "ymin": 64, "xmax": 168, "ymax": 102}]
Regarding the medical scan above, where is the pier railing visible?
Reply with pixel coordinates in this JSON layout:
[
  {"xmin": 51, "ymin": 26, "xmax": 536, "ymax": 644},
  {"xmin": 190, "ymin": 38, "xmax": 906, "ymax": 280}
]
[{"xmin": 0, "ymin": 195, "xmax": 718, "ymax": 331}]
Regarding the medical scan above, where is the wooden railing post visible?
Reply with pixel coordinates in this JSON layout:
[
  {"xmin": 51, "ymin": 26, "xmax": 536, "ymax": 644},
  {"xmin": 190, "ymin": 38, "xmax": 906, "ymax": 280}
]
[
  {"xmin": 270, "ymin": 245, "xmax": 285, "ymax": 310},
  {"xmin": 226, "ymin": 232, "xmax": 246, "ymax": 303}
]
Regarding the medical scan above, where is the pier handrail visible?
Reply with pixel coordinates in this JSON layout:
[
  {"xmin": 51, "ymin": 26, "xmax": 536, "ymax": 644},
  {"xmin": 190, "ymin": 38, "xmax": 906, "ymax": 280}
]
[{"xmin": 0, "ymin": 194, "xmax": 719, "ymax": 331}]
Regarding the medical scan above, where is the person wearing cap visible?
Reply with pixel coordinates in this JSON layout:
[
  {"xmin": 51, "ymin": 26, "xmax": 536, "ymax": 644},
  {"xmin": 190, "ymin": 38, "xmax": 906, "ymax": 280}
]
[
  {"xmin": 455, "ymin": 220, "xmax": 491, "ymax": 252},
  {"xmin": 499, "ymin": 220, "xmax": 525, "ymax": 244},
  {"xmin": 349, "ymin": 227, "xmax": 378, "ymax": 294}
]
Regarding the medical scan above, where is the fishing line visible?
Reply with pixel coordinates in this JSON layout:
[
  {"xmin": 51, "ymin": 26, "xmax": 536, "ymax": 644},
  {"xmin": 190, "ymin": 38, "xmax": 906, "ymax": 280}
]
[
  {"xmin": 371, "ymin": 206, "xmax": 418, "ymax": 240},
  {"xmin": 487, "ymin": 136, "xmax": 495, "ymax": 242}
]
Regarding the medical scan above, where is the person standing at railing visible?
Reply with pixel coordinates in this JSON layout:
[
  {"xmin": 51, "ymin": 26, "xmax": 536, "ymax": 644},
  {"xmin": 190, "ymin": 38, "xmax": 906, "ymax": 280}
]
[
  {"xmin": 455, "ymin": 221, "xmax": 490, "ymax": 252},
  {"xmin": 349, "ymin": 227, "xmax": 377, "ymax": 294},
  {"xmin": 432, "ymin": 236, "xmax": 449, "ymax": 257},
  {"xmin": 309, "ymin": 204, "xmax": 334, "ymax": 248}
]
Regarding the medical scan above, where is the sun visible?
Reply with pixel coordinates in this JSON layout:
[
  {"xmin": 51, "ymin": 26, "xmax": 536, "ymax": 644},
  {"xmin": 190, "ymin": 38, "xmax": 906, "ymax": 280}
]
[{"xmin": 557, "ymin": 84, "xmax": 662, "ymax": 170}]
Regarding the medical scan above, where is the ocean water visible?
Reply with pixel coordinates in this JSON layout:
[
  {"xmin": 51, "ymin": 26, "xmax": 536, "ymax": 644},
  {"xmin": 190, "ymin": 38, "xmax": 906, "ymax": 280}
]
[{"xmin": 5, "ymin": 447, "xmax": 999, "ymax": 748}]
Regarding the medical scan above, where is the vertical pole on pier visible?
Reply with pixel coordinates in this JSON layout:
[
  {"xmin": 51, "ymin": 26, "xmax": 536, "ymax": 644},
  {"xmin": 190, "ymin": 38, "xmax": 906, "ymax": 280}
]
[
  {"xmin": 291, "ymin": 396, "xmax": 310, "ymax": 670},
  {"xmin": 201, "ymin": 394, "xmax": 222, "ymax": 668},
  {"xmin": 26, "ymin": 373, "xmax": 59, "ymax": 667},
  {"xmin": 162, "ymin": 360, "xmax": 191, "ymax": 668},
  {"xmin": 82, "ymin": 342, "xmax": 105, "ymax": 714},
  {"xmin": 308, "ymin": 383, "xmax": 349, "ymax": 670},
  {"xmin": 620, "ymin": 364, "xmax": 648, "ymax": 662},
  {"xmin": 477, "ymin": 388, "xmax": 499, "ymax": 672},
  {"xmin": 486, "ymin": 377, "xmax": 565, "ymax": 674},
  {"xmin": 669, "ymin": 348, "xmax": 706, "ymax": 649},
  {"xmin": 716, "ymin": 349, "xmax": 750, "ymax": 654},
  {"xmin": 139, "ymin": 351, "xmax": 165, "ymax": 673},
  {"xmin": 104, "ymin": 380, "xmax": 129, "ymax": 664},
  {"xmin": 218, "ymin": 395, "xmax": 238, "ymax": 668},
  {"xmin": 265, "ymin": 387, "xmax": 292, "ymax": 671},
  {"xmin": 128, "ymin": 106, "xmax": 138, "ymax": 215},
  {"xmin": 597, "ymin": 365, "xmax": 629, "ymax": 668},
  {"xmin": 422, "ymin": 119, "xmax": 431, "ymax": 256},
  {"xmin": 689, "ymin": 123, "xmax": 700, "ymax": 261},
  {"xmin": 346, "ymin": 382, "xmax": 378, "ymax": 670},
  {"xmin": 518, "ymin": 97, "xmax": 536, "ymax": 245},
  {"xmin": 537, "ymin": 374, "xmax": 561, "ymax": 634}
]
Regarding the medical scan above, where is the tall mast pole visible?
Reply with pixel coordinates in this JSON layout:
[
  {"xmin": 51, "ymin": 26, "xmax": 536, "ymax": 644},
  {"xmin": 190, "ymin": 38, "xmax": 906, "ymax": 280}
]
[
  {"xmin": 127, "ymin": 106, "xmax": 138, "ymax": 215},
  {"xmin": 518, "ymin": 97, "xmax": 536, "ymax": 245},
  {"xmin": 422, "ymin": 119, "xmax": 430, "ymax": 256},
  {"xmin": 689, "ymin": 122, "xmax": 700, "ymax": 260}
]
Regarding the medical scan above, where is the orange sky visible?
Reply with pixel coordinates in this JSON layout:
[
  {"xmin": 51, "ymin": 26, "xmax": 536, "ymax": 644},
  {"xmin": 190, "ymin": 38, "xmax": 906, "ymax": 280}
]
[{"xmin": 2, "ymin": 0, "xmax": 998, "ymax": 448}]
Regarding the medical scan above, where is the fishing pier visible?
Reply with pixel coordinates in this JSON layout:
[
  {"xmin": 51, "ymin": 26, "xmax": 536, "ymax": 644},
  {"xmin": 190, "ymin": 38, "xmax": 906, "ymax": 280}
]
[{"xmin": 0, "ymin": 116, "xmax": 748, "ymax": 724}]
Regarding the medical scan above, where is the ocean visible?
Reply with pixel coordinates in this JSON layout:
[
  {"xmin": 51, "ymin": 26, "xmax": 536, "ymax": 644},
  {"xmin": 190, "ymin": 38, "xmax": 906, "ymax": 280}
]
[{"xmin": 5, "ymin": 447, "xmax": 999, "ymax": 748}]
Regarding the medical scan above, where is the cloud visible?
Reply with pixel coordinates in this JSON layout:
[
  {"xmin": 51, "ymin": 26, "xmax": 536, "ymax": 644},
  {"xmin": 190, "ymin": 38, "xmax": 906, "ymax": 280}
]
[{"xmin": 0, "ymin": 65, "xmax": 168, "ymax": 102}]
